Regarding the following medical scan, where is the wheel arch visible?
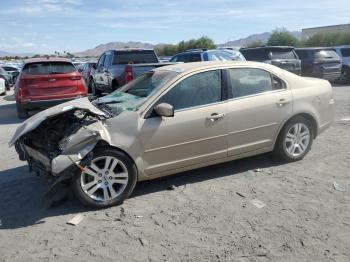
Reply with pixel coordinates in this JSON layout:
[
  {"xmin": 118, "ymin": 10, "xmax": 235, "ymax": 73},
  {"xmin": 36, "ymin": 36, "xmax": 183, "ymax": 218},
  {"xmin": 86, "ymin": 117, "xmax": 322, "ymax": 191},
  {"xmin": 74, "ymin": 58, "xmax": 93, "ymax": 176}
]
[
  {"xmin": 94, "ymin": 140, "xmax": 139, "ymax": 179},
  {"xmin": 273, "ymin": 112, "xmax": 318, "ymax": 149}
]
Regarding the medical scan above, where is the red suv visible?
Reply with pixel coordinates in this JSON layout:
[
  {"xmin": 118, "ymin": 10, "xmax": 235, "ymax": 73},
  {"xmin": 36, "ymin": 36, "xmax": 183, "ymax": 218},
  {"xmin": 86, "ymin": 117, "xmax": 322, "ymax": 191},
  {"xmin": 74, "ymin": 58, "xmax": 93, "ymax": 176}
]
[{"xmin": 15, "ymin": 58, "xmax": 88, "ymax": 118}]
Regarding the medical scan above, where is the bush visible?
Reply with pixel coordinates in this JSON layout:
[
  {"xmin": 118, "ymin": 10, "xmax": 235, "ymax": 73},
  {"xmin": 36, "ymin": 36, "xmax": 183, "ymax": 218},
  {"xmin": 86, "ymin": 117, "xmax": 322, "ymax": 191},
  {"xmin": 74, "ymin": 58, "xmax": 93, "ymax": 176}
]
[
  {"xmin": 156, "ymin": 36, "xmax": 216, "ymax": 56},
  {"xmin": 302, "ymin": 32, "xmax": 350, "ymax": 47},
  {"xmin": 267, "ymin": 28, "xmax": 300, "ymax": 47}
]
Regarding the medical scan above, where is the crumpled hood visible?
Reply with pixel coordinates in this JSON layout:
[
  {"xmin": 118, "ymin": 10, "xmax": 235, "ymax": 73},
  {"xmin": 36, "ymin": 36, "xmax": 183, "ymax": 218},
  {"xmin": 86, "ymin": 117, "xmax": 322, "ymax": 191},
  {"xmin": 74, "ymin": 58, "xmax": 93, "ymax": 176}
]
[{"xmin": 9, "ymin": 97, "xmax": 106, "ymax": 147}]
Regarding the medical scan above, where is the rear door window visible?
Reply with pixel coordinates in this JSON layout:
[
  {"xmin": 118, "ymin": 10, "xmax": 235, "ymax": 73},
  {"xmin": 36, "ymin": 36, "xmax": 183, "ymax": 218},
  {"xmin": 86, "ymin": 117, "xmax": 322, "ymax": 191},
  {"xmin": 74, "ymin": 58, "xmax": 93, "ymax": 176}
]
[
  {"xmin": 295, "ymin": 50, "xmax": 309, "ymax": 59},
  {"xmin": 228, "ymin": 68, "xmax": 281, "ymax": 98},
  {"xmin": 22, "ymin": 62, "xmax": 76, "ymax": 75},
  {"xmin": 177, "ymin": 53, "xmax": 202, "ymax": 62},
  {"xmin": 113, "ymin": 50, "xmax": 158, "ymax": 64},
  {"xmin": 240, "ymin": 49, "xmax": 269, "ymax": 61},
  {"xmin": 340, "ymin": 48, "xmax": 350, "ymax": 57}
]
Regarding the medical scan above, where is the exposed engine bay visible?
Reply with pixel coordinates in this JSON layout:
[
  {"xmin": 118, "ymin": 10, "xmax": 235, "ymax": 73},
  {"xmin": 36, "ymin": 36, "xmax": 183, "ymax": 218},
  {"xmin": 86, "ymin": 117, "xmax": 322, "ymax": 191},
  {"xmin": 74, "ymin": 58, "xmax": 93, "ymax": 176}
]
[
  {"xmin": 17, "ymin": 110, "xmax": 100, "ymax": 162},
  {"xmin": 10, "ymin": 97, "xmax": 116, "ymax": 179}
]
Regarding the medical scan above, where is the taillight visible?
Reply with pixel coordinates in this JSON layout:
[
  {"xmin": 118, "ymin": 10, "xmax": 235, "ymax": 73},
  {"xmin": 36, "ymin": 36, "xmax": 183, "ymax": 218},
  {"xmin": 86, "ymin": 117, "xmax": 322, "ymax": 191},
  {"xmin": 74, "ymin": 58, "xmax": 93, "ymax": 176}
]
[
  {"xmin": 70, "ymin": 76, "xmax": 81, "ymax": 80},
  {"xmin": 125, "ymin": 65, "xmax": 133, "ymax": 83}
]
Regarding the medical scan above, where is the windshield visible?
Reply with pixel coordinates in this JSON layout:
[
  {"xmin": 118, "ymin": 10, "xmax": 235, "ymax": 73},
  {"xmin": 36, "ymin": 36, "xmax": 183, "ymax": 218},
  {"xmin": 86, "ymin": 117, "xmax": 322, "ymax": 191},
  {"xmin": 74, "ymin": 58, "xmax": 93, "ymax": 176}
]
[
  {"xmin": 314, "ymin": 50, "xmax": 339, "ymax": 60},
  {"xmin": 22, "ymin": 62, "xmax": 76, "ymax": 75},
  {"xmin": 121, "ymin": 70, "xmax": 180, "ymax": 98},
  {"xmin": 113, "ymin": 50, "xmax": 158, "ymax": 64},
  {"xmin": 95, "ymin": 69, "xmax": 180, "ymax": 114},
  {"xmin": 270, "ymin": 50, "xmax": 296, "ymax": 59}
]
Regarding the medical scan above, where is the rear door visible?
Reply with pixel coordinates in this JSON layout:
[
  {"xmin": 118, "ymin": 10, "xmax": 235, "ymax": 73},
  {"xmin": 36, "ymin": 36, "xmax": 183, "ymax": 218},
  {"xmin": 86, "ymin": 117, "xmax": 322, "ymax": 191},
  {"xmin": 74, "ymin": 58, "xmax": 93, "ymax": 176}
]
[{"xmin": 226, "ymin": 67, "xmax": 293, "ymax": 156}]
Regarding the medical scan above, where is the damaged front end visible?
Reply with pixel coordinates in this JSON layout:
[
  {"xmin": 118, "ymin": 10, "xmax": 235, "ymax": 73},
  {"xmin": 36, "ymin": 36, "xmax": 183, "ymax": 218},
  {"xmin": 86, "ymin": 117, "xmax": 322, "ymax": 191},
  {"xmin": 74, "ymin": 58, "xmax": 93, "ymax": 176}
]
[{"xmin": 10, "ymin": 97, "xmax": 114, "ymax": 182}]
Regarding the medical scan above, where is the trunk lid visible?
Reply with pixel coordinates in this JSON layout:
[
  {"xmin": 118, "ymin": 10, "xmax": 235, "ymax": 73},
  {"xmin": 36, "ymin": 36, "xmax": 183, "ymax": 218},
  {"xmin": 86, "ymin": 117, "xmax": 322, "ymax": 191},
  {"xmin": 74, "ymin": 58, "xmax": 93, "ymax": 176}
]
[{"xmin": 20, "ymin": 61, "xmax": 80, "ymax": 99}]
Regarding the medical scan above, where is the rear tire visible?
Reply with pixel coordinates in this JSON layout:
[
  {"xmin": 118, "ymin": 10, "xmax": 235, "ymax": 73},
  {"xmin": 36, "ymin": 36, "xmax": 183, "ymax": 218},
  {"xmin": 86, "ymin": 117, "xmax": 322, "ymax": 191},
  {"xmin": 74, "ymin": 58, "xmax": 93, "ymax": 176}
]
[
  {"xmin": 336, "ymin": 67, "xmax": 350, "ymax": 85},
  {"xmin": 111, "ymin": 81, "xmax": 119, "ymax": 92},
  {"xmin": 72, "ymin": 147, "xmax": 137, "ymax": 208},
  {"xmin": 273, "ymin": 116, "xmax": 314, "ymax": 162},
  {"xmin": 16, "ymin": 103, "xmax": 28, "ymax": 119},
  {"xmin": 87, "ymin": 77, "xmax": 93, "ymax": 93},
  {"xmin": 5, "ymin": 80, "xmax": 10, "ymax": 91}
]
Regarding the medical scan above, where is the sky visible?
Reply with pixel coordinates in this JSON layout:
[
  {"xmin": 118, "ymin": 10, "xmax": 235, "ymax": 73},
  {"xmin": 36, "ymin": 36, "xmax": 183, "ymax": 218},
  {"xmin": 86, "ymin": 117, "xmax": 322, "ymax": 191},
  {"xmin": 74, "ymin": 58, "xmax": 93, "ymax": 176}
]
[{"xmin": 0, "ymin": 0, "xmax": 349, "ymax": 54}]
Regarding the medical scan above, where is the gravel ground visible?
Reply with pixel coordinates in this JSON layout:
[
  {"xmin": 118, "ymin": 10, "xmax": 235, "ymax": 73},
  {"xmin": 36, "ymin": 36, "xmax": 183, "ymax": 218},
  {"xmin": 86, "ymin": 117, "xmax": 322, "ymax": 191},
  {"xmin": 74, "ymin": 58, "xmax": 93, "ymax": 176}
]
[{"xmin": 0, "ymin": 86, "xmax": 349, "ymax": 262}]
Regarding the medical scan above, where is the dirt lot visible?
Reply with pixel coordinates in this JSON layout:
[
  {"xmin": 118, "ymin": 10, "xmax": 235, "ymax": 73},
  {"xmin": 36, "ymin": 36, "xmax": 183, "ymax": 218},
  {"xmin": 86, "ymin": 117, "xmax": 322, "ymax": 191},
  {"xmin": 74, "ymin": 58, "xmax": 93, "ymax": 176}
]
[{"xmin": 0, "ymin": 86, "xmax": 349, "ymax": 262}]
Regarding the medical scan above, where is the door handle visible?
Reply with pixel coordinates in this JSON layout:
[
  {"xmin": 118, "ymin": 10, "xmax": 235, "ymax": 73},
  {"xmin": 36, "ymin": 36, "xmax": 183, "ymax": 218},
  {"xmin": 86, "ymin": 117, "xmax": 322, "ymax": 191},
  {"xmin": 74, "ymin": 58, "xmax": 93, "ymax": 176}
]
[
  {"xmin": 48, "ymin": 78, "xmax": 56, "ymax": 82},
  {"xmin": 276, "ymin": 99, "xmax": 290, "ymax": 107},
  {"xmin": 206, "ymin": 113, "xmax": 225, "ymax": 122}
]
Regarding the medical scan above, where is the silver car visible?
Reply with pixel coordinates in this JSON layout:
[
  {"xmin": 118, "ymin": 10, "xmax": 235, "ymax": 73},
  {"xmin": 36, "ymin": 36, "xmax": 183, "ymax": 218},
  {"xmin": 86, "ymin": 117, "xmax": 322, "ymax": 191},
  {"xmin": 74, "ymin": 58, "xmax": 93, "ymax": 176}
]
[{"xmin": 10, "ymin": 61, "xmax": 335, "ymax": 208}]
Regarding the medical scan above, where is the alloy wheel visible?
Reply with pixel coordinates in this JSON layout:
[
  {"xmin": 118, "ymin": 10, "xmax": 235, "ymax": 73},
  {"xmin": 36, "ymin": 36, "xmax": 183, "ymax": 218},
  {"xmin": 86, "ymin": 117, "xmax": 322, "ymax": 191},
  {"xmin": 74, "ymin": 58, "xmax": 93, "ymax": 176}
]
[
  {"xmin": 284, "ymin": 123, "xmax": 311, "ymax": 157},
  {"xmin": 80, "ymin": 156, "xmax": 129, "ymax": 202}
]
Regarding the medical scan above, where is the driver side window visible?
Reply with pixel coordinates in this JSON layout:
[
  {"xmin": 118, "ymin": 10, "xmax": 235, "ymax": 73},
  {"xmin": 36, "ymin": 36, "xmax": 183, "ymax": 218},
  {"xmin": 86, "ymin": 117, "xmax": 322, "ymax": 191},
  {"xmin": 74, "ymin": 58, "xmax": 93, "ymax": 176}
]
[{"xmin": 159, "ymin": 70, "xmax": 222, "ymax": 111}]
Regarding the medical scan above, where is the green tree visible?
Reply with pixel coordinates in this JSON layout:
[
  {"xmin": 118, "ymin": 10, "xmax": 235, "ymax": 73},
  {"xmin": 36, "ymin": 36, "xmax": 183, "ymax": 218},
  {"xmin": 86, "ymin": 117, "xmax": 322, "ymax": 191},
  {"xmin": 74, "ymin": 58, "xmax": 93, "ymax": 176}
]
[
  {"xmin": 302, "ymin": 32, "xmax": 350, "ymax": 47},
  {"xmin": 155, "ymin": 36, "xmax": 216, "ymax": 56},
  {"xmin": 246, "ymin": 40, "xmax": 265, "ymax": 48},
  {"xmin": 267, "ymin": 28, "xmax": 300, "ymax": 46}
]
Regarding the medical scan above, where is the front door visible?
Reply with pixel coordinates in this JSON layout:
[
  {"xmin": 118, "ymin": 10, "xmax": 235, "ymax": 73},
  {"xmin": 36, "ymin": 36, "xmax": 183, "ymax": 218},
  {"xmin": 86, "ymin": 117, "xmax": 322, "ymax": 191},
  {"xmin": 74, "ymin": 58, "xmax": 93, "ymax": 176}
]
[
  {"xmin": 94, "ymin": 53, "xmax": 106, "ymax": 87},
  {"xmin": 225, "ymin": 67, "xmax": 293, "ymax": 156},
  {"xmin": 141, "ymin": 69, "xmax": 228, "ymax": 175}
]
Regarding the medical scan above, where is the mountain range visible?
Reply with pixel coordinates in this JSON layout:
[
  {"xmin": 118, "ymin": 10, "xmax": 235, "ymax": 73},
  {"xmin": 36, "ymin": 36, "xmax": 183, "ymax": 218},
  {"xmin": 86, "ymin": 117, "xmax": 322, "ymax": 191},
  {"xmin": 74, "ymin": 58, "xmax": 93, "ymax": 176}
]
[
  {"xmin": 0, "ymin": 50, "xmax": 34, "ymax": 58},
  {"xmin": 0, "ymin": 31, "xmax": 302, "ymax": 58}
]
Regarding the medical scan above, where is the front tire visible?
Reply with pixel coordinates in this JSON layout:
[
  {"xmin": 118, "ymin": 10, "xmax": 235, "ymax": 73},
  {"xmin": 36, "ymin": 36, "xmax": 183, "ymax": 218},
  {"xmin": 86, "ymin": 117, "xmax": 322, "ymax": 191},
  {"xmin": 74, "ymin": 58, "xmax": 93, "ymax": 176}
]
[
  {"xmin": 91, "ymin": 79, "xmax": 102, "ymax": 96},
  {"xmin": 273, "ymin": 116, "xmax": 314, "ymax": 162},
  {"xmin": 72, "ymin": 147, "xmax": 137, "ymax": 208}
]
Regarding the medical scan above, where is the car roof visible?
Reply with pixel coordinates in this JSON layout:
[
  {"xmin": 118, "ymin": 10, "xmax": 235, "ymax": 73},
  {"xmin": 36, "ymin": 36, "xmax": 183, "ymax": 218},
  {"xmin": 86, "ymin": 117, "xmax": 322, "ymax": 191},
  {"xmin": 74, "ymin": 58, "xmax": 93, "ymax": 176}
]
[
  {"xmin": 154, "ymin": 61, "xmax": 278, "ymax": 74},
  {"xmin": 333, "ymin": 45, "xmax": 350, "ymax": 49},
  {"xmin": 24, "ymin": 57, "xmax": 71, "ymax": 64},
  {"xmin": 241, "ymin": 46, "xmax": 294, "ymax": 51},
  {"xmin": 295, "ymin": 47, "xmax": 336, "ymax": 51}
]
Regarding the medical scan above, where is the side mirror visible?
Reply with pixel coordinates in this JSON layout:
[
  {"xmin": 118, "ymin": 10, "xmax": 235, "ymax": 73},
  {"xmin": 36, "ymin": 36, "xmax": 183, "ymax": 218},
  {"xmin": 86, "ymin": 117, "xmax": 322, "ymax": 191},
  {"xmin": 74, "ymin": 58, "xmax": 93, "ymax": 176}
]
[{"xmin": 154, "ymin": 103, "xmax": 174, "ymax": 117}]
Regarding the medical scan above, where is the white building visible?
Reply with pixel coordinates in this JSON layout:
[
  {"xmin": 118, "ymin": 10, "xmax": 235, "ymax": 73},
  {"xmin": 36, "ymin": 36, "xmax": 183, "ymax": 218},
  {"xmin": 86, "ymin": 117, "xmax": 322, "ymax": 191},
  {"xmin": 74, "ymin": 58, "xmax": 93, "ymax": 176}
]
[{"xmin": 302, "ymin": 23, "xmax": 350, "ymax": 39}]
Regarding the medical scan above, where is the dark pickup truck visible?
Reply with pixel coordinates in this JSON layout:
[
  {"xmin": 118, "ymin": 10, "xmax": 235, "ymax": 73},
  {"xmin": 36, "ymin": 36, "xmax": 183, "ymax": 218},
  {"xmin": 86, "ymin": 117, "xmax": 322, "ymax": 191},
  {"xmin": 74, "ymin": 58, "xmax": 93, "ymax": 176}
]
[{"xmin": 91, "ymin": 49, "xmax": 173, "ymax": 95}]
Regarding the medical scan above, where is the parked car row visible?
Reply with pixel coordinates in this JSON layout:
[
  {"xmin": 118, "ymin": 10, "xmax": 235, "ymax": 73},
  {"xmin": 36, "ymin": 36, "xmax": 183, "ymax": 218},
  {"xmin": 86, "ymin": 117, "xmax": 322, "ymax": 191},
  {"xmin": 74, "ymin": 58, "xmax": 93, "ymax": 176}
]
[
  {"xmin": 11, "ymin": 45, "xmax": 349, "ymax": 119},
  {"xmin": 239, "ymin": 45, "xmax": 350, "ymax": 84}
]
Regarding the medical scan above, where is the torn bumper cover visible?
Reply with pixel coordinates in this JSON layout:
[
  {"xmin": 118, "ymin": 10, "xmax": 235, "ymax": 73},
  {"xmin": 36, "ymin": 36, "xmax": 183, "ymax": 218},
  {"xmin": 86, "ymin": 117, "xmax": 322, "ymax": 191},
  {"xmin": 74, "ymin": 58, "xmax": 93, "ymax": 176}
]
[{"xmin": 9, "ymin": 97, "xmax": 112, "ymax": 176}]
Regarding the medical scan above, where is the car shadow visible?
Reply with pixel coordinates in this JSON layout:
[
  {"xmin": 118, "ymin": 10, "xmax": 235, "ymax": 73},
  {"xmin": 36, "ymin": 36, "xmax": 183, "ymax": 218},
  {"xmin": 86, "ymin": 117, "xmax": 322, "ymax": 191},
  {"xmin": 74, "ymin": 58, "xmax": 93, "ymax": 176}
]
[
  {"xmin": 132, "ymin": 153, "xmax": 282, "ymax": 198},
  {"xmin": 0, "ymin": 166, "xmax": 87, "ymax": 229},
  {"xmin": 0, "ymin": 103, "xmax": 23, "ymax": 125},
  {"xmin": 0, "ymin": 153, "xmax": 283, "ymax": 230}
]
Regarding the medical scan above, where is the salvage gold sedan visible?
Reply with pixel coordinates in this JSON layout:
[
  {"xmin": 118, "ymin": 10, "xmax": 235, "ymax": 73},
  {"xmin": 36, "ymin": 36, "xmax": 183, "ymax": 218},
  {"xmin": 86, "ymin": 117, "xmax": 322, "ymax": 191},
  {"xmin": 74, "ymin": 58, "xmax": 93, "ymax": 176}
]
[{"xmin": 10, "ymin": 61, "xmax": 335, "ymax": 207}]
